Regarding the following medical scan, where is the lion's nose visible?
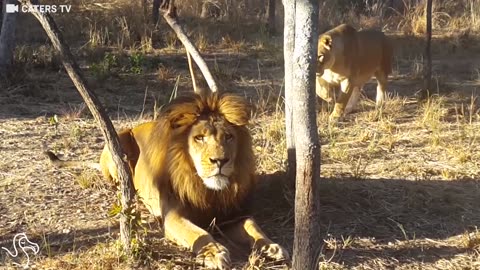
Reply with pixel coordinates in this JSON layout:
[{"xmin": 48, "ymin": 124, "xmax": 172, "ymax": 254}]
[{"xmin": 209, "ymin": 157, "xmax": 229, "ymax": 168}]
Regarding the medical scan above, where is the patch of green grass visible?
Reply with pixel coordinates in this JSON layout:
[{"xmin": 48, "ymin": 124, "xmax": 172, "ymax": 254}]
[
  {"xmin": 90, "ymin": 53, "xmax": 118, "ymax": 80},
  {"xmin": 128, "ymin": 52, "xmax": 145, "ymax": 74}
]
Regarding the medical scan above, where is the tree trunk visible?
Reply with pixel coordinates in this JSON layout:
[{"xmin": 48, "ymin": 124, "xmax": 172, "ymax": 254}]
[
  {"xmin": 421, "ymin": 0, "xmax": 432, "ymax": 99},
  {"xmin": 153, "ymin": 0, "xmax": 161, "ymax": 23},
  {"xmin": 283, "ymin": 0, "xmax": 296, "ymax": 179},
  {"xmin": 266, "ymin": 0, "xmax": 276, "ymax": 34},
  {"xmin": 0, "ymin": 1, "xmax": 3, "ymax": 30},
  {"xmin": 0, "ymin": 0, "xmax": 18, "ymax": 76},
  {"xmin": 25, "ymin": 1, "xmax": 135, "ymax": 254},
  {"xmin": 291, "ymin": 0, "xmax": 321, "ymax": 269},
  {"xmin": 142, "ymin": 0, "xmax": 148, "ymax": 19}
]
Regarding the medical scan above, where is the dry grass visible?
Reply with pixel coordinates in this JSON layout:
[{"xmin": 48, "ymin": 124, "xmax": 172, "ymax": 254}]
[{"xmin": 1, "ymin": 0, "xmax": 480, "ymax": 269}]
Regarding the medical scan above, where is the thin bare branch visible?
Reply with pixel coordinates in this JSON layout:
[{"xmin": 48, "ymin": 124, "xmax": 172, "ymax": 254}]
[{"xmin": 186, "ymin": 51, "xmax": 199, "ymax": 94}]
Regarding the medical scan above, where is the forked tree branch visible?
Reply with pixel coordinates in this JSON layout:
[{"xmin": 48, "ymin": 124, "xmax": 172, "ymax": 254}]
[
  {"xmin": 23, "ymin": 0, "xmax": 135, "ymax": 253},
  {"xmin": 160, "ymin": 0, "xmax": 219, "ymax": 93},
  {"xmin": 186, "ymin": 51, "xmax": 200, "ymax": 94}
]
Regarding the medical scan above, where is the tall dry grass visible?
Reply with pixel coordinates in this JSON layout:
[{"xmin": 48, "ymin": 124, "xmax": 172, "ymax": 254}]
[
  {"xmin": 11, "ymin": 0, "xmax": 480, "ymax": 67},
  {"xmin": 317, "ymin": 0, "xmax": 480, "ymax": 34}
]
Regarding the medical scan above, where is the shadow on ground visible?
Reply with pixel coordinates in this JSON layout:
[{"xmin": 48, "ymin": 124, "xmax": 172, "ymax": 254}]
[{"xmin": 255, "ymin": 172, "xmax": 480, "ymax": 268}]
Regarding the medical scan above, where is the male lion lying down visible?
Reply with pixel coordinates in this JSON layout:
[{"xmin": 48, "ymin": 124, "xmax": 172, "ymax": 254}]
[
  {"xmin": 48, "ymin": 93, "xmax": 288, "ymax": 269},
  {"xmin": 316, "ymin": 23, "xmax": 393, "ymax": 120}
]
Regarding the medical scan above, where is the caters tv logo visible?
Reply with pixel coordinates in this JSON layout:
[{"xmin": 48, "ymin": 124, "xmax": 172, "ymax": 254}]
[{"xmin": 5, "ymin": 3, "xmax": 72, "ymax": 13}]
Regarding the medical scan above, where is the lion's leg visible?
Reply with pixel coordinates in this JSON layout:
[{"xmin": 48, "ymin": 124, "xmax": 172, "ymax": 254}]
[
  {"xmin": 375, "ymin": 71, "xmax": 388, "ymax": 107},
  {"xmin": 345, "ymin": 86, "xmax": 361, "ymax": 115},
  {"xmin": 330, "ymin": 79, "xmax": 354, "ymax": 121},
  {"xmin": 163, "ymin": 210, "xmax": 231, "ymax": 270},
  {"xmin": 316, "ymin": 76, "xmax": 333, "ymax": 103},
  {"xmin": 225, "ymin": 217, "xmax": 289, "ymax": 261}
]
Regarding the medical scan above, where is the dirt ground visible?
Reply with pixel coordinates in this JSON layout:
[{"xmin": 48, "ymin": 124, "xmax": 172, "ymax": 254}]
[{"xmin": 2, "ymin": 3, "xmax": 480, "ymax": 269}]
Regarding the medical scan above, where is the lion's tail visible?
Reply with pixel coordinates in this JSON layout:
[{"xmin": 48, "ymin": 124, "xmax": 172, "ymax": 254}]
[{"xmin": 44, "ymin": 151, "xmax": 101, "ymax": 170}]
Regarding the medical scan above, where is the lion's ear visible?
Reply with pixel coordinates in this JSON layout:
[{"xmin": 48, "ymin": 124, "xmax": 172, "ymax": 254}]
[
  {"xmin": 218, "ymin": 95, "xmax": 251, "ymax": 126},
  {"xmin": 321, "ymin": 35, "xmax": 332, "ymax": 50},
  {"xmin": 168, "ymin": 113, "xmax": 198, "ymax": 129},
  {"xmin": 163, "ymin": 96, "xmax": 200, "ymax": 129}
]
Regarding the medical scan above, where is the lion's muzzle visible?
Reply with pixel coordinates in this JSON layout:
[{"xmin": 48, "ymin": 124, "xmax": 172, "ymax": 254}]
[
  {"xmin": 209, "ymin": 157, "xmax": 230, "ymax": 169},
  {"xmin": 201, "ymin": 157, "xmax": 233, "ymax": 190}
]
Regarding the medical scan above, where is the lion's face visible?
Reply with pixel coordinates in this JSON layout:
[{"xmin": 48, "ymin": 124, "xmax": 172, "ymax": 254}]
[
  {"xmin": 188, "ymin": 118, "xmax": 238, "ymax": 191},
  {"xmin": 316, "ymin": 35, "xmax": 335, "ymax": 76},
  {"xmin": 163, "ymin": 93, "xmax": 251, "ymax": 194}
]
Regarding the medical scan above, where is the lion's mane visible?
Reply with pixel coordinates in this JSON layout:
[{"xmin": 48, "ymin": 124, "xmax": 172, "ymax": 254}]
[{"xmin": 145, "ymin": 93, "xmax": 256, "ymax": 218}]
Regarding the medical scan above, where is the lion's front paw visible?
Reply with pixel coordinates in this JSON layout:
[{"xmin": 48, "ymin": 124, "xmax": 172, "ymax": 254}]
[
  {"xmin": 254, "ymin": 239, "xmax": 289, "ymax": 262},
  {"xmin": 329, "ymin": 110, "xmax": 344, "ymax": 123},
  {"xmin": 260, "ymin": 242, "xmax": 290, "ymax": 261},
  {"xmin": 196, "ymin": 242, "xmax": 231, "ymax": 270}
]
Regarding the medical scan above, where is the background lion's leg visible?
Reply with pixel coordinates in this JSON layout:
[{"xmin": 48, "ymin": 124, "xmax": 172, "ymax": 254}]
[
  {"xmin": 315, "ymin": 76, "xmax": 333, "ymax": 103},
  {"xmin": 375, "ymin": 70, "xmax": 388, "ymax": 107},
  {"xmin": 330, "ymin": 79, "xmax": 354, "ymax": 120},
  {"xmin": 163, "ymin": 210, "xmax": 231, "ymax": 269},
  {"xmin": 345, "ymin": 86, "xmax": 361, "ymax": 115},
  {"xmin": 224, "ymin": 218, "xmax": 289, "ymax": 261}
]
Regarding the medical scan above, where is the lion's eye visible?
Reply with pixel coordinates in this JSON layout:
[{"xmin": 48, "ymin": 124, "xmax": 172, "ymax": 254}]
[
  {"xmin": 225, "ymin": 133, "xmax": 233, "ymax": 141},
  {"xmin": 194, "ymin": 135, "xmax": 205, "ymax": 142}
]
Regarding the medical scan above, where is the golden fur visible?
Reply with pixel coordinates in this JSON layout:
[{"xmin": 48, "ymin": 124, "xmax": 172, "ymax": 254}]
[
  {"xmin": 99, "ymin": 92, "xmax": 288, "ymax": 269},
  {"xmin": 316, "ymin": 24, "xmax": 393, "ymax": 120}
]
